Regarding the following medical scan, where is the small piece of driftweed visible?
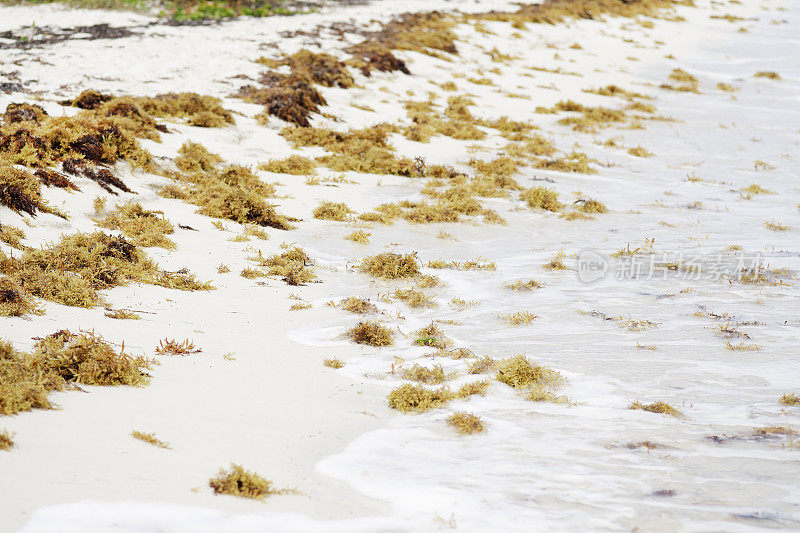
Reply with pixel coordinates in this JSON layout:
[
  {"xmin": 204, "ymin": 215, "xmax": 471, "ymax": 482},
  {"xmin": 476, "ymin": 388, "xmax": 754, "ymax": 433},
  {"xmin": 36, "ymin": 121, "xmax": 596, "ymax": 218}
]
[{"xmin": 447, "ymin": 411, "xmax": 485, "ymax": 434}]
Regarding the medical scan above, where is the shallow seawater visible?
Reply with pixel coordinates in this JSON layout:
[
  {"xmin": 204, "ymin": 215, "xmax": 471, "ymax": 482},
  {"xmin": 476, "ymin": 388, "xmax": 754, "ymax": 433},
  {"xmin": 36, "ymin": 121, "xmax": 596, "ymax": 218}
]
[{"xmin": 290, "ymin": 6, "xmax": 800, "ymax": 531}]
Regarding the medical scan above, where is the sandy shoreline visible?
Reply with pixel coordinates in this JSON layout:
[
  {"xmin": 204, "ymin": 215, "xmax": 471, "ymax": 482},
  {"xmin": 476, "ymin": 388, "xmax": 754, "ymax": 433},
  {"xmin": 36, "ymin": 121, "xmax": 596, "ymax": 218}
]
[
  {"xmin": 1, "ymin": 281, "xmax": 394, "ymax": 530},
  {"xmin": 2, "ymin": 0, "xmax": 799, "ymax": 530}
]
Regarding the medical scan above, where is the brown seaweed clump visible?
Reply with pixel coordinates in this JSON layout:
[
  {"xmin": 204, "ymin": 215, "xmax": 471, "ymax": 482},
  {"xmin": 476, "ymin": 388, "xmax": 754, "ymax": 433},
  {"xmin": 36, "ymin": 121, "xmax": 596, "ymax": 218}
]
[
  {"xmin": 629, "ymin": 400, "xmax": 681, "ymax": 417},
  {"xmin": 279, "ymin": 129, "xmax": 464, "ymax": 183},
  {"xmin": 209, "ymin": 464, "xmax": 291, "ymax": 500},
  {"xmin": 245, "ymin": 48, "xmax": 375, "ymax": 125},
  {"xmin": 174, "ymin": 141, "xmax": 223, "ymax": 175},
  {"xmin": 388, "ymin": 384, "xmax": 452, "ymax": 412},
  {"xmin": 249, "ymin": 246, "xmax": 314, "ymax": 285},
  {"xmin": 346, "ymin": 321, "xmax": 394, "ymax": 346},
  {"xmin": 0, "ymin": 225, "xmax": 25, "ymax": 249},
  {"xmin": 447, "ymin": 411, "xmax": 485, "ymax": 434},
  {"xmin": 521, "ymin": 186, "xmax": 563, "ymax": 212},
  {"xmin": 313, "ymin": 201, "xmax": 353, "ymax": 221},
  {"xmin": 32, "ymin": 330, "xmax": 152, "ymax": 386},
  {"xmin": 485, "ymin": 0, "xmax": 690, "ymax": 26},
  {"xmin": 350, "ymin": 11, "xmax": 459, "ymax": 67},
  {"xmin": 496, "ymin": 355, "xmax": 563, "ymax": 388},
  {"xmin": 34, "ymin": 168, "xmax": 79, "ymax": 191},
  {"xmin": 359, "ymin": 252, "xmax": 420, "ymax": 279},
  {"xmin": 340, "ymin": 296, "xmax": 379, "ymax": 314},
  {"xmin": 0, "ymin": 164, "xmax": 64, "ymax": 217},
  {"xmin": 239, "ymin": 72, "xmax": 327, "ymax": 128},
  {"xmin": 0, "ymin": 428, "xmax": 14, "ymax": 451},
  {"xmin": 0, "ymin": 232, "xmax": 211, "ymax": 309},
  {"xmin": 171, "ymin": 158, "xmax": 295, "ymax": 230},
  {"xmin": 0, "ymin": 277, "xmax": 41, "ymax": 317},
  {"xmin": 280, "ymin": 125, "xmax": 425, "ymax": 176},
  {"xmin": 347, "ymin": 45, "xmax": 410, "ymax": 77},
  {"xmin": 258, "ymin": 155, "xmax": 317, "ymax": 175},
  {"xmin": 135, "ymin": 92, "xmax": 234, "ymax": 127},
  {"xmin": 401, "ymin": 97, "xmax": 486, "ymax": 143},
  {"xmin": 284, "ymin": 50, "xmax": 355, "ymax": 88},
  {"xmin": 0, "ymin": 331, "xmax": 151, "ymax": 416},
  {"xmin": 0, "ymin": 102, "xmax": 154, "ymax": 174},
  {"xmin": 495, "ymin": 355, "xmax": 568, "ymax": 404},
  {"xmin": 62, "ymin": 90, "xmax": 234, "ymax": 128},
  {"xmin": 95, "ymin": 201, "xmax": 176, "ymax": 249},
  {"xmin": 59, "ymin": 90, "xmax": 113, "ymax": 110},
  {"xmin": 2, "ymin": 103, "xmax": 48, "ymax": 124}
]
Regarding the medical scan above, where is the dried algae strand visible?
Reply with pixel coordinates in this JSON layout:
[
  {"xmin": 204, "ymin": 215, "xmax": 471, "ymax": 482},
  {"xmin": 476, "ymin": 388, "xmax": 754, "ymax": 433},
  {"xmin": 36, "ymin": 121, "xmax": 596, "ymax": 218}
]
[
  {"xmin": 504, "ymin": 279, "xmax": 545, "ymax": 291},
  {"xmin": 104, "ymin": 309, "xmax": 141, "ymax": 320},
  {"xmin": 131, "ymin": 430, "xmax": 170, "ymax": 449},
  {"xmin": 155, "ymin": 338, "xmax": 201, "ymax": 356}
]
